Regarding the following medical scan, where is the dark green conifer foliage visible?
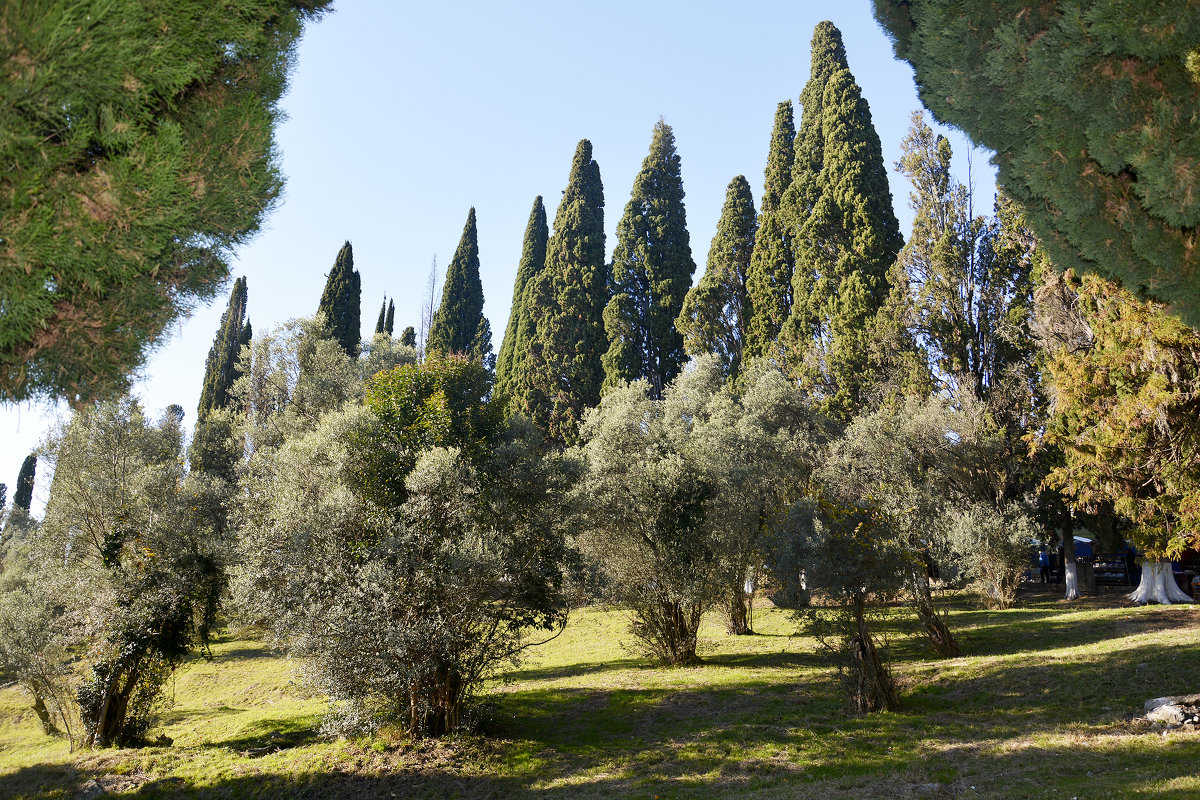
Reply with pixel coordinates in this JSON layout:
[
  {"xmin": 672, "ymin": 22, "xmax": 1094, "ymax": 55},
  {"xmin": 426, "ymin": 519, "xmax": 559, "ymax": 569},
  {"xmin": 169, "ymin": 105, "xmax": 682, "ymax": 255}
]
[
  {"xmin": 677, "ymin": 176, "xmax": 758, "ymax": 378},
  {"xmin": 517, "ymin": 140, "xmax": 607, "ymax": 445},
  {"xmin": 197, "ymin": 277, "xmax": 250, "ymax": 419},
  {"xmin": 374, "ymin": 298, "xmax": 388, "ymax": 335},
  {"xmin": 400, "ymin": 326, "xmax": 417, "ymax": 348},
  {"xmin": 495, "ymin": 196, "xmax": 549, "ymax": 398},
  {"xmin": 0, "ymin": 484, "xmax": 6, "ymax": 511},
  {"xmin": 745, "ymin": 101, "xmax": 796, "ymax": 360},
  {"xmin": 427, "ymin": 208, "xmax": 494, "ymax": 368},
  {"xmin": 603, "ymin": 120, "xmax": 696, "ymax": 397},
  {"xmin": 317, "ymin": 241, "xmax": 362, "ymax": 359},
  {"xmin": 784, "ymin": 22, "xmax": 904, "ymax": 421},
  {"xmin": 385, "ymin": 300, "xmax": 395, "ymax": 336},
  {"xmin": 13, "ymin": 453, "xmax": 36, "ymax": 513},
  {"xmin": 874, "ymin": 1, "xmax": 1200, "ymax": 329}
]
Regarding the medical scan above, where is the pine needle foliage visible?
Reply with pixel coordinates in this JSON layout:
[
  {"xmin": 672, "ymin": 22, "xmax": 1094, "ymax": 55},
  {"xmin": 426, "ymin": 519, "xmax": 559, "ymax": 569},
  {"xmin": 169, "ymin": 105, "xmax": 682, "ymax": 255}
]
[
  {"xmin": 603, "ymin": 120, "xmax": 696, "ymax": 398},
  {"xmin": 317, "ymin": 241, "xmax": 362, "ymax": 359},
  {"xmin": 0, "ymin": 0, "xmax": 329, "ymax": 404},
  {"xmin": 495, "ymin": 197, "xmax": 549, "ymax": 398},
  {"xmin": 516, "ymin": 140, "xmax": 607, "ymax": 445},
  {"xmin": 677, "ymin": 175, "xmax": 757, "ymax": 378},
  {"xmin": 874, "ymin": 1, "xmax": 1200, "ymax": 329}
]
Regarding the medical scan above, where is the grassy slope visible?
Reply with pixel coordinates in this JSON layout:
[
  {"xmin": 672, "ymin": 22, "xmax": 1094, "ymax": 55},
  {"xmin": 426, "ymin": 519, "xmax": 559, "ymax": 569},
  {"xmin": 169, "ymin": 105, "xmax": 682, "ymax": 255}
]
[{"xmin": 2, "ymin": 587, "xmax": 1199, "ymax": 799}]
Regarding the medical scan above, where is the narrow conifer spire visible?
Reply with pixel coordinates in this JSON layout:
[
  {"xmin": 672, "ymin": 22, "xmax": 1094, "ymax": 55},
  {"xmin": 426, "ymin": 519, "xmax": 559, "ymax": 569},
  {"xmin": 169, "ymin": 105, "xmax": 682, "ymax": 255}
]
[
  {"xmin": 375, "ymin": 297, "xmax": 388, "ymax": 335},
  {"xmin": 13, "ymin": 453, "xmax": 36, "ymax": 513},
  {"xmin": 198, "ymin": 277, "xmax": 250, "ymax": 418},
  {"xmin": 517, "ymin": 139, "xmax": 607, "ymax": 445},
  {"xmin": 784, "ymin": 21, "xmax": 904, "ymax": 421},
  {"xmin": 603, "ymin": 119, "xmax": 696, "ymax": 398},
  {"xmin": 427, "ymin": 208, "xmax": 494, "ymax": 368},
  {"xmin": 495, "ymin": 196, "xmax": 549, "ymax": 398},
  {"xmin": 385, "ymin": 300, "xmax": 395, "ymax": 336},
  {"xmin": 317, "ymin": 241, "xmax": 362, "ymax": 358},
  {"xmin": 677, "ymin": 175, "xmax": 757, "ymax": 378},
  {"xmin": 745, "ymin": 101, "xmax": 797, "ymax": 359}
]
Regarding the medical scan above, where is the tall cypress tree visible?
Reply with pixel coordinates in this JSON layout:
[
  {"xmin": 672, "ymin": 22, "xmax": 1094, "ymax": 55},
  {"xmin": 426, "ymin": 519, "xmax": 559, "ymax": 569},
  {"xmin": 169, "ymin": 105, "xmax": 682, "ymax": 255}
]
[
  {"xmin": 197, "ymin": 277, "xmax": 249, "ymax": 418},
  {"xmin": 517, "ymin": 139, "xmax": 607, "ymax": 445},
  {"xmin": 783, "ymin": 22, "xmax": 904, "ymax": 421},
  {"xmin": 317, "ymin": 241, "xmax": 362, "ymax": 359},
  {"xmin": 427, "ymin": 208, "xmax": 494, "ymax": 368},
  {"xmin": 13, "ymin": 453, "xmax": 35, "ymax": 513},
  {"xmin": 374, "ymin": 297, "xmax": 388, "ymax": 335},
  {"xmin": 385, "ymin": 300, "xmax": 395, "ymax": 336},
  {"xmin": 603, "ymin": 120, "xmax": 696, "ymax": 397},
  {"xmin": 495, "ymin": 196, "xmax": 549, "ymax": 398},
  {"xmin": 677, "ymin": 175, "xmax": 757, "ymax": 378},
  {"xmin": 744, "ymin": 101, "xmax": 796, "ymax": 360}
]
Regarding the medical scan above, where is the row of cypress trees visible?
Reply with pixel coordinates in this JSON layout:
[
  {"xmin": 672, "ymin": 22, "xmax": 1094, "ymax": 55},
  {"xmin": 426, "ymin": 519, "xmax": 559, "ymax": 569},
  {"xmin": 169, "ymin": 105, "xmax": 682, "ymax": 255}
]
[
  {"xmin": 497, "ymin": 20, "xmax": 902, "ymax": 442},
  {"xmin": 193, "ymin": 21, "xmax": 903, "ymax": 447}
]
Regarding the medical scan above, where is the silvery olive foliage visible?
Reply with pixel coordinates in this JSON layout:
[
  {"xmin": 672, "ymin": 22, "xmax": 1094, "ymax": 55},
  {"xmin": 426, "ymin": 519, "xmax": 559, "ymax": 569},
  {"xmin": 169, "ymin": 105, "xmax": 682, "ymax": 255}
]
[
  {"xmin": 237, "ymin": 360, "xmax": 575, "ymax": 737},
  {"xmin": 3, "ymin": 399, "xmax": 227, "ymax": 748},
  {"xmin": 576, "ymin": 356, "xmax": 824, "ymax": 664}
]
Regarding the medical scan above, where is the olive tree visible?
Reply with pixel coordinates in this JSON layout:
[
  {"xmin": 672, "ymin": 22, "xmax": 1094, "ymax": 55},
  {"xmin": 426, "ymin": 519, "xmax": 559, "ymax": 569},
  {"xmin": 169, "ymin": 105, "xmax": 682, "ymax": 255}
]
[
  {"xmin": 238, "ymin": 356, "xmax": 575, "ymax": 736},
  {"xmin": 576, "ymin": 357, "xmax": 820, "ymax": 661},
  {"xmin": 24, "ymin": 399, "xmax": 226, "ymax": 747}
]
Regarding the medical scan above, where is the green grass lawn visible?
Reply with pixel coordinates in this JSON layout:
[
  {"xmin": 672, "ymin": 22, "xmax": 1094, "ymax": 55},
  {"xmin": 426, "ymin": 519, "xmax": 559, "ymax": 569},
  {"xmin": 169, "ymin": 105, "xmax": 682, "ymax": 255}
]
[{"xmin": 3, "ymin": 586, "xmax": 1199, "ymax": 799}]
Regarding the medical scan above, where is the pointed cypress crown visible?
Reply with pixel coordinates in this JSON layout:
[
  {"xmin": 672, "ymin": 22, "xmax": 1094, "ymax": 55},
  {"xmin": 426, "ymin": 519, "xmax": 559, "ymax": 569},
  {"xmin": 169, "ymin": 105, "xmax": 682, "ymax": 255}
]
[
  {"xmin": 762, "ymin": 101, "xmax": 795, "ymax": 214},
  {"xmin": 317, "ymin": 241, "xmax": 361, "ymax": 358}
]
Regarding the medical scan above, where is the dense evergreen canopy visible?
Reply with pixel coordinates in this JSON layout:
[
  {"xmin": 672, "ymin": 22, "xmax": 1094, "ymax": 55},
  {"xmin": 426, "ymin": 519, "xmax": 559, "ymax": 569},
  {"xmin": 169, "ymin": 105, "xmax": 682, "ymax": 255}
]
[
  {"xmin": 784, "ymin": 21, "xmax": 904, "ymax": 421},
  {"xmin": 0, "ymin": 0, "xmax": 329, "ymax": 405},
  {"xmin": 317, "ymin": 242, "xmax": 362, "ymax": 359},
  {"xmin": 13, "ymin": 453, "xmax": 36, "ymax": 514},
  {"xmin": 745, "ymin": 102, "xmax": 797, "ymax": 360},
  {"xmin": 517, "ymin": 140, "xmax": 607, "ymax": 445},
  {"xmin": 198, "ymin": 277, "xmax": 251, "ymax": 419},
  {"xmin": 677, "ymin": 176, "xmax": 757, "ymax": 378},
  {"xmin": 874, "ymin": 1, "xmax": 1200, "ymax": 328},
  {"xmin": 603, "ymin": 120, "xmax": 696, "ymax": 397},
  {"xmin": 495, "ymin": 197, "xmax": 549, "ymax": 398},
  {"xmin": 427, "ymin": 208, "xmax": 494, "ymax": 368}
]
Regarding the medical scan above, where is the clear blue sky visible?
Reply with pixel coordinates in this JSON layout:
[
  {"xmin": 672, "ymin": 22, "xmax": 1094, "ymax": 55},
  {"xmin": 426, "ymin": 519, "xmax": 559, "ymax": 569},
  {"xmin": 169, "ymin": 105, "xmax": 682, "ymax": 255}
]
[{"xmin": 1, "ymin": 0, "xmax": 995, "ymax": 511}]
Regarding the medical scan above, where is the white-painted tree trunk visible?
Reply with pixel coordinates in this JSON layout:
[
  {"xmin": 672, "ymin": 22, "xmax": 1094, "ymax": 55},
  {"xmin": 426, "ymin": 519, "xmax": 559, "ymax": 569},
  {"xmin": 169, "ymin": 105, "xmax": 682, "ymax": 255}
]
[
  {"xmin": 1062, "ymin": 515, "xmax": 1079, "ymax": 601},
  {"xmin": 1128, "ymin": 560, "xmax": 1194, "ymax": 605}
]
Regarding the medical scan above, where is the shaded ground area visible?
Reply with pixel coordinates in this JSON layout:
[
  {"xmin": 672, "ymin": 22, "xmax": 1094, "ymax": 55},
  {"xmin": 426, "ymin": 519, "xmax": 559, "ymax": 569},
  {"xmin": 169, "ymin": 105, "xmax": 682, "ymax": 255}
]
[{"xmin": 2, "ymin": 587, "xmax": 1199, "ymax": 799}]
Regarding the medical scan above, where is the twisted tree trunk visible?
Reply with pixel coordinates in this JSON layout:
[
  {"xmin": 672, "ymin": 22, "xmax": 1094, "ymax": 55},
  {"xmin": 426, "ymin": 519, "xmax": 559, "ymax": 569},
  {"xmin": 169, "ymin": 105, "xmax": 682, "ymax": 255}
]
[
  {"xmin": 850, "ymin": 596, "xmax": 899, "ymax": 713},
  {"xmin": 910, "ymin": 568, "xmax": 961, "ymax": 658}
]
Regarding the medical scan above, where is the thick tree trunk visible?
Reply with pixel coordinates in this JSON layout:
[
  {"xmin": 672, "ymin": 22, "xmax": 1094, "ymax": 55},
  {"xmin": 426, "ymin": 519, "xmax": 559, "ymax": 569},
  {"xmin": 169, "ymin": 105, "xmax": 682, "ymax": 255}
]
[
  {"xmin": 31, "ymin": 692, "xmax": 59, "ymax": 736},
  {"xmin": 850, "ymin": 596, "xmax": 899, "ymax": 713},
  {"xmin": 1129, "ymin": 560, "xmax": 1195, "ymax": 605},
  {"xmin": 726, "ymin": 568, "xmax": 754, "ymax": 635},
  {"xmin": 1062, "ymin": 511, "xmax": 1079, "ymax": 601},
  {"xmin": 910, "ymin": 568, "xmax": 961, "ymax": 658}
]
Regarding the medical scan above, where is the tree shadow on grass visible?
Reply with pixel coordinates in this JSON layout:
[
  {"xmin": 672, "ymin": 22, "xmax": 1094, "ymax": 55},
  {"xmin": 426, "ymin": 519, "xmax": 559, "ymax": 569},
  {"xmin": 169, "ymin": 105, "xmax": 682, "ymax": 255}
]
[
  {"xmin": 499, "ymin": 656, "xmax": 646, "ymax": 684},
  {"xmin": 198, "ymin": 715, "xmax": 322, "ymax": 754}
]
